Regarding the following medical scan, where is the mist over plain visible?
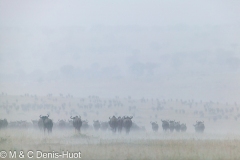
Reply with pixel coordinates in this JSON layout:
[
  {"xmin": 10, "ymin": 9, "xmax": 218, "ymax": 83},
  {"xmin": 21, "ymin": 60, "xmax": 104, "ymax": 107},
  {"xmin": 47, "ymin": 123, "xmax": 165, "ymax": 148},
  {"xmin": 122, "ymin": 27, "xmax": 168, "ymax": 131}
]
[{"xmin": 0, "ymin": 0, "xmax": 240, "ymax": 103}]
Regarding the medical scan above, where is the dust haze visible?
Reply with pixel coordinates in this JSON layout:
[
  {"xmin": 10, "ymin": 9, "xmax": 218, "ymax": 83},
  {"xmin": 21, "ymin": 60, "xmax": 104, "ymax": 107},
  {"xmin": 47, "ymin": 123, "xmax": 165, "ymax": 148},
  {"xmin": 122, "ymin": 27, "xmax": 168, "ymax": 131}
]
[
  {"xmin": 1, "ymin": 0, "xmax": 240, "ymax": 102},
  {"xmin": 1, "ymin": 0, "xmax": 240, "ymax": 159}
]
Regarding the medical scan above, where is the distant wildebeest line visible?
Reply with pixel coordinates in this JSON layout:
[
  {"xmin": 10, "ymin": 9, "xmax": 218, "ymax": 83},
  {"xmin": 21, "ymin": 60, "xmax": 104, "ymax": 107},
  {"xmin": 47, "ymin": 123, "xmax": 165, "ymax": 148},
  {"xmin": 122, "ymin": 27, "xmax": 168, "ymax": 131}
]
[
  {"xmin": 2, "ymin": 117, "xmax": 204, "ymax": 135},
  {"xmin": 2, "ymin": 115, "xmax": 207, "ymax": 136},
  {"xmin": 3, "ymin": 92, "xmax": 239, "ymax": 136},
  {"xmin": 159, "ymin": 120, "xmax": 187, "ymax": 133}
]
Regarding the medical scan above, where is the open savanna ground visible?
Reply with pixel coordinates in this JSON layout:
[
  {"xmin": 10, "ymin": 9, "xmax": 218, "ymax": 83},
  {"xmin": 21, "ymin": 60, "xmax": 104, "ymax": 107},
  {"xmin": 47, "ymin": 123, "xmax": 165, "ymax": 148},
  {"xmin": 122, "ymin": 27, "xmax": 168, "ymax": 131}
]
[{"xmin": 1, "ymin": 129, "xmax": 240, "ymax": 160}]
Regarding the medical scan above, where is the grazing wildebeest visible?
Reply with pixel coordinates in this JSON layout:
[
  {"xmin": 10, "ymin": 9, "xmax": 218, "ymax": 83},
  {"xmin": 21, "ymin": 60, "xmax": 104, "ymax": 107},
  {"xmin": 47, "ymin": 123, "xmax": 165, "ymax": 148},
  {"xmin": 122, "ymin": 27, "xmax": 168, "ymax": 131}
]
[
  {"xmin": 150, "ymin": 122, "xmax": 159, "ymax": 132},
  {"xmin": 123, "ymin": 116, "xmax": 133, "ymax": 134},
  {"xmin": 70, "ymin": 116, "xmax": 82, "ymax": 133},
  {"xmin": 100, "ymin": 121, "xmax": 109, "ymax": 131},
  {"xmin": 180, "ymin": 123, "xmax": 187, "ymax": 132},
  {"xmin": 174, "ymin": 121, "xmax": 181, "ymax": 132},
  {"xmin": 39, "ymin": 115, "xmax": 53, "ymax": 133},
  {"xmin": 169, "ymin": 120, "xmax": 175, "ymax": 132},
  {"xmin": 0, "ymin": 119, "xmax": 8, "ymax": 129},
  {"xmin": 82, "ymin": 120, "xmax": 89, "ymax": 130},
  {"xmin": 93, "ymin": 120, "xmax": 100, "ymax": 131},
  {"xmin": 109, "ymin": 116, "xmax": 118, "ymax": 133},
  {"xmin": 161, "ymin": 120, "xmax": 169, "ymax": 132},
  {"xmin": 193, "ymin": 121, "xmax": 205, "ymax": 133},
  {"xmin": 117, "ymin": 116, "xmax": 123, "ymax": 133}
]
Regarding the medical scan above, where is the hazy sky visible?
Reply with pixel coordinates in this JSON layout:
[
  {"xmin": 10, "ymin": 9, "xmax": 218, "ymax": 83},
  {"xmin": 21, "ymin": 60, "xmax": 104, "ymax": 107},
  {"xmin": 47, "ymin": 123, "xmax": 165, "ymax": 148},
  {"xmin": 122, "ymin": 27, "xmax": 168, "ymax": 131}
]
[{"xmin": 0, "ymin": 0, "xmax": 240, "ymax": 101}]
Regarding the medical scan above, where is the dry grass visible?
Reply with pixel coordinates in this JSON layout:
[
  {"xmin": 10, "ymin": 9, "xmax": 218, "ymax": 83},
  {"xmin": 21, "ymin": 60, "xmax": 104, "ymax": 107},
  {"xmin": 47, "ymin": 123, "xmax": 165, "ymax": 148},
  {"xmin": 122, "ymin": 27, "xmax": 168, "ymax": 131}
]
[{"xmin": 1, "ymin": 129, "xmax": 240, "ymax": 160}]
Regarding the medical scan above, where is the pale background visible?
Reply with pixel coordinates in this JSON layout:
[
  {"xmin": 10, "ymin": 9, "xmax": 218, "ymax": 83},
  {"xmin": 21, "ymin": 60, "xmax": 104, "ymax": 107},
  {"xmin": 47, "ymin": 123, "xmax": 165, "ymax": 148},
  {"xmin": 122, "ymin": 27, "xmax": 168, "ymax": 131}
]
[{"xmin": 1, "ymin": 0, "xmax": 240, "ymax": 103}]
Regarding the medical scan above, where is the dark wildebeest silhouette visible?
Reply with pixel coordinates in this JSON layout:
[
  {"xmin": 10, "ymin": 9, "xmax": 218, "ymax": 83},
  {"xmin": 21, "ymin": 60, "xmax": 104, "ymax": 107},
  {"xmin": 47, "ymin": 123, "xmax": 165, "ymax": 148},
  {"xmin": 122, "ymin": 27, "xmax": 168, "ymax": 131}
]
[
  {"xmin": 193, "ymin": 121, "xmax": 205, "ymax": 133},
  {"xmin": 180, "ymin": 123, "xmax": 187, "ymax": 132},
  {"xmin": 117, "ymin": 116, "xmax": 123, "ymax": 133},
  {"xmin": 174, "ymin": 121, "xmax": 181, "ymax": 132},
  {"xmin": 169, "ymin": 120, "xmax": 175, "ymax": 132},
  {"xmin": 109, "ymin": 116, "xmax": 118, "ymax": 133},
  {"xmin": 123, "ymin": 116, "xmax": 133, "ymax": 134},
  {"xmin": 70, "ymin": 116, "xmax": 82, "ymax": 133},
  {"xmin": 39, "ymin": 114, "xmax": 53, "ymax": 134},
  {"xmin": 161, "ymin": 120, "xmax": 169, "ymax": 132},
  {"xmin": 0, "ymin": 119, "xmax": 8, "ymax": 129},
  {"xmin": 150, "ymin": 121, "xmax": 159, "ymax": 132}
]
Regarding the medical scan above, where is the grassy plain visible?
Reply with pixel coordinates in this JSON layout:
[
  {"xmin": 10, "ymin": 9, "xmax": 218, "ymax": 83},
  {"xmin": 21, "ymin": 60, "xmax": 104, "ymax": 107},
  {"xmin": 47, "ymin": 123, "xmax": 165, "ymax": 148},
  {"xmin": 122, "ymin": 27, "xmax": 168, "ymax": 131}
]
[{"xmin": 1, "ymin": 129, "xmax": 240, "ymax": 160}]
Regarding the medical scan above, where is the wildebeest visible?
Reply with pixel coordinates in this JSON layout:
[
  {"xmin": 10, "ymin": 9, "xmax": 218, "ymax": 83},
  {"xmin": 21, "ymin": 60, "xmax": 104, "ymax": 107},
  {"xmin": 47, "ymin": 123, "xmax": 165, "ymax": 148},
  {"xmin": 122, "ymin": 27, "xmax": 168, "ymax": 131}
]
[
  {"xmin": 109, "ymin": 116, "xmax": 118, "ymax": 133},
  {"xmin": 174, "ymin": 121, "xmax": 181, "ymax": 132},
  {"xmin": 70, "ymin": 116, "xmax": 82, "ymax": 133},
  {"xmin": 0, "ymin": 119, "xmax": 8, "ymax": 129},
  {"xmin": 123, "ymin": 116, "xmax": 133, "ymax": 134},
  {"xmin": 93, "ymin": 120, "xmax": 100, "ymax": 131},
  {"xmin": 180, "ymin": 123, "xmax": 187, "ymax": 132},
  {"xmin": 117, "ymin": 116, "xmax": 123, "ymax": 133},
  {"xmin": 150, "ymin": 122, "xmax": 159, "ymax": 132},
  {"xmin": 100, "ymin": 121, "xmax": 109, "ymax": 131},
  {"xmin": 161, "ymin": 120, "xmax": 169, "ymax": 132},
  {"xmin": 39, "ymin": 114, "xmax": 53, "ymax": 133},
  {"xmin": 193, "ymin": 121, "xmax": 205, "ymax": 133},
  {"xmin": 82, "ymin": 120, "xmax": 89, "ymax": 130},
  {"xmin": 58, "ymin": 120, "xmax": 66, "ymax": 129},
  {"xmin": 169, "ymin": 120, "xmax": 175, "ymax": 132}
]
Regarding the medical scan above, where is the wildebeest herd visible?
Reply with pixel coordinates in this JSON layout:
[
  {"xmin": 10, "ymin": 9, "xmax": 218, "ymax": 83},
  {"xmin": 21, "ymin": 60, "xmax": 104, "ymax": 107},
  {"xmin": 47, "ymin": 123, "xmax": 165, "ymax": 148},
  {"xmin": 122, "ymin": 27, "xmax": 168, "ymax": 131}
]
[
  {"xmin": 0, "ymin": 116, "xmax": 205, "ymax": 134},
  {"xmin": 4, "ymin": 93, "xmax": 239, "ymax": 135}
]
